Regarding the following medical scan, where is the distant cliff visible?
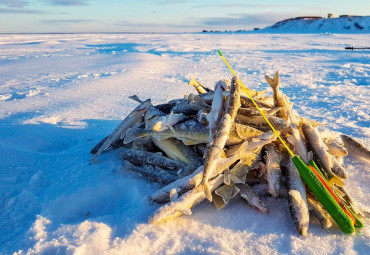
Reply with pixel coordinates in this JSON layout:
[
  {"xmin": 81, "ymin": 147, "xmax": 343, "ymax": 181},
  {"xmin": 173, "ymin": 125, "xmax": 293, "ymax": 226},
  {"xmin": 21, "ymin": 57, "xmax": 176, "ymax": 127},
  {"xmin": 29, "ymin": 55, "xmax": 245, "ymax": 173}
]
[{"xmin": 260, "ymin": 16, "xmax": 370, "ymax": 33}]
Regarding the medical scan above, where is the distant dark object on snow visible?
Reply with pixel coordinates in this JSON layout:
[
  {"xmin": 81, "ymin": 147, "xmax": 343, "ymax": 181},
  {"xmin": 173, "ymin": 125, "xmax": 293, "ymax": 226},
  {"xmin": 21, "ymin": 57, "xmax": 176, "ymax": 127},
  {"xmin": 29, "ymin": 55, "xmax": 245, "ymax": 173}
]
[{"xmin": 345, "ymin": 46, "xmax": 370, "ymax": 50}]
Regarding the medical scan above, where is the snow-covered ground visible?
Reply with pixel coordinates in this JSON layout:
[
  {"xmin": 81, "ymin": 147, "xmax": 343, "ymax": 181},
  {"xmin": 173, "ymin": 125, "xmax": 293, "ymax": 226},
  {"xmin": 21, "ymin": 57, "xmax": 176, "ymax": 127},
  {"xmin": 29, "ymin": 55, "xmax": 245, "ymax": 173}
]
[{"xmin": 0, "ymin": 33, "xmax": 369, "ymax": 254}]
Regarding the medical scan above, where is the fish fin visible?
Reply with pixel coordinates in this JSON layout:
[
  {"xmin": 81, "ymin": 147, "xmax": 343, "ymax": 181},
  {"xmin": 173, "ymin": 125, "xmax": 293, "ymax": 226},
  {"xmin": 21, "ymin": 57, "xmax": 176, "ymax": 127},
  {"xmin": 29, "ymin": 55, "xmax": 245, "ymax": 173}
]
[
  {"xmin": 188, "ymin": 75, "xmax": 196, "ymax": 86},
  {"xmin": 213, "ymin": 193, "xmax": 226, "ymax": 209},
  {"xmin": 128, "ymin": 95, "xmax": 142, "ymax": 103},
  {"xmin": 230, "ymin": 174, "xmax": 244, "ymax": 184},
  {"xmin": 222, "ymin": 91, "xmax": 231, "ymax": 97},
  {"xmin": 169, "ymin": 125, "xmax": 176, "ymax": 134},
  {"xmin": 223, "ymin": 170, "xmax": 231, "ymax": 185},
  {"xmin": 181, "ymin": 139, "xmax": 200, "ymax": 146},
  {"xmin": 264, "ymin": 75, "xmax": 274, "ymax": 86},
  {"xmin": 215, "ymin": 184, "xmax": 239, "ymax": 205},
  {"xmin": 124, "ymin": 127, "xmax": 148, "ymax": 144}
]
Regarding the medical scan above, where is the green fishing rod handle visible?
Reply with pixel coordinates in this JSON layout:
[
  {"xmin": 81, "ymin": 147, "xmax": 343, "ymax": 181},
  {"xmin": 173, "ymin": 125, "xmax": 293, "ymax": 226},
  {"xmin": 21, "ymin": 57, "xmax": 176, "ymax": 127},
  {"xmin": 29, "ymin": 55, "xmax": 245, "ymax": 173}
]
[
  {"xmin": 292, "ymin": 156, "xmax": 355, "ymax": 234},
  {"xmin": 308, "ymin": 160, "xmax": 364, "ymax": 229}
]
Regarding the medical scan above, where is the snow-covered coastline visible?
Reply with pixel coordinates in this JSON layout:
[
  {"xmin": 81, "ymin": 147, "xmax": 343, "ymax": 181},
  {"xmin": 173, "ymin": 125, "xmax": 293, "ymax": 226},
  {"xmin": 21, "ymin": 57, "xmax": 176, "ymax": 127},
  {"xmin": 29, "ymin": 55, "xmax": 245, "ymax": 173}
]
[
  {"xmin": 1, "ymin": 33, "xmax": 369, "ymax": 254},
  {"xmin": 260, "ymin": 16, "xmax": 370, "ymax": 33}
]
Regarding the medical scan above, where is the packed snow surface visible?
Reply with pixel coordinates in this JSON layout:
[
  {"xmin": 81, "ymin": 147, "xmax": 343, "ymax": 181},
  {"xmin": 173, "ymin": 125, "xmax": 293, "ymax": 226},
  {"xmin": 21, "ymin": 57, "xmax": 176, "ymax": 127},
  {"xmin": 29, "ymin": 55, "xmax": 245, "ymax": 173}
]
[{"xmin": 0, "ymin": 33, "xmax": 369, "ymax": 254}]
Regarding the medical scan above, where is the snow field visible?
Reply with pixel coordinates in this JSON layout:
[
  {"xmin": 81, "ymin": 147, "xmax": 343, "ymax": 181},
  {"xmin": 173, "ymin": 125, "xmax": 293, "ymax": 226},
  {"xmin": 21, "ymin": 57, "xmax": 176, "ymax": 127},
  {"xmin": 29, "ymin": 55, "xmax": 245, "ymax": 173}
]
[{"xmin": 0, "ymin": 33, "xmax": 369, "ymax": 254}]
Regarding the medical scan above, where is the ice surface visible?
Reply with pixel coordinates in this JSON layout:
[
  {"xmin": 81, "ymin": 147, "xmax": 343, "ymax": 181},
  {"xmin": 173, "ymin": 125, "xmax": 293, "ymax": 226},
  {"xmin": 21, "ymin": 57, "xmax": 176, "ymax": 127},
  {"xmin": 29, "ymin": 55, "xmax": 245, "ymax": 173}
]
[{"xmin": 0, "ymin": 33, "xmax": 369, "ymax": 254}]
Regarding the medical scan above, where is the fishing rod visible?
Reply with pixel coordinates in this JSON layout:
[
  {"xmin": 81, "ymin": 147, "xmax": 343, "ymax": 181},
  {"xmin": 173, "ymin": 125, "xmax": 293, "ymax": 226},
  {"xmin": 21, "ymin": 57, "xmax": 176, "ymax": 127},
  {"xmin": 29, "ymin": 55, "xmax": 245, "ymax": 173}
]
[{"xmin": 218, "ymin": 50, "xmax": 363, "ymax": 234}]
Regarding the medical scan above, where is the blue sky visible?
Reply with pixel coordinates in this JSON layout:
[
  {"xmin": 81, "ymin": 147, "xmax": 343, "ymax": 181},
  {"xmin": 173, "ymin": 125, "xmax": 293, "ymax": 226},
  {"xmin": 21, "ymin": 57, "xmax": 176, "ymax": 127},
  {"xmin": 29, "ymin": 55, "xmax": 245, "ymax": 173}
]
[{"xmin": 0, "ymin": 0, "xmax": 369, "ymax": 33}]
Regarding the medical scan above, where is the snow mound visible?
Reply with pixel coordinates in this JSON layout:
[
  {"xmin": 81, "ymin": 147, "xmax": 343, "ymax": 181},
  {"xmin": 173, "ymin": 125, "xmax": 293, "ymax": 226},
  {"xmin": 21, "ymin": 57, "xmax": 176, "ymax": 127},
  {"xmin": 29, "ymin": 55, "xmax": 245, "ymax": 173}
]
[{"xmin": 261, "ymin": 16, "xmax": 370, "ymax": 33}]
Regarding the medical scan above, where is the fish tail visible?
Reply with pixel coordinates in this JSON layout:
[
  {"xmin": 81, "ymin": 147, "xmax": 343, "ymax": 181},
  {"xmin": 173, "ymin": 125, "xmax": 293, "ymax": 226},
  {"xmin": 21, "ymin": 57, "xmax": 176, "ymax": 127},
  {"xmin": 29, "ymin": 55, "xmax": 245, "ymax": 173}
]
[
  {"xmin": 189, "ymin": 75, "xmax": 207, "ymax": 94},
  {"xmin": 264, "ymin": 71, "xmax": 279, "ymax": 90},
  {"xmin": 124, "ymin": 128, "xmax": 149, "ymax": 144},
  {"xmin": 128, "ymin": 94, "xmax": 142, "ymax": 103}
]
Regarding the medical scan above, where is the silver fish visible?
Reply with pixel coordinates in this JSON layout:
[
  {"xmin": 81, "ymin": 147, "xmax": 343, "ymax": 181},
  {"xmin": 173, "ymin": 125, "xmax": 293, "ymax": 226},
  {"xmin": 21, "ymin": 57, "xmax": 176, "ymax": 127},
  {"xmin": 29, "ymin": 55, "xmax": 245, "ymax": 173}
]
[
  {"xmin": 121, "ymin": 148, "xmax": 186, "ymax": 170},
  {"xmin": 285, "ymin": 157, "xmax": 309, "ymax": 236},
  {"xmin": 203, "ymin": 114, "xmax": 232, "ymax": 201},
  {"xmin": 121, "ymin": 160, "xmax": 177, "ymax": 185},
  {"xmin": 252, "ymin": 183, "xmax": 288, "ymax": 198},
  {"xmin": 341, "ymin": 134, "xmax": 370, "ymax": 161},
  {"xmin": 235, "ymin": 115, "xmax": 288, "ymax": 131},
  {"xmin": 333, "ymin": 184, "xmax": 364, "ymax": 216},
  {"xmin": 318, "ymin": 129, "xmax": 348, "ymax": 157},
  {"xmin": 307, "ymin": 195, "xmax": 332, "ymax": 229},
  {"xmin": 326, "ymin": 141, "xmax": 348, "ymax": 157},
  {"xmin": 227, "ymin": 122, "xmax": 264, "ymax": 146},
  {"xmin": 149, "ymin": 166, "xmax": 204, "ymax": 203},
  {"xmin": 150, "ymin": 173, "xmax": 225, "ymax": 224},
  {"xmin": 284, "ymin": 95, "xmax": 309, "ymax": 163},
  {"xmin": 91, "ymin": 99, "xmax": 151, "ymax": 161},
  {"xmin": 204, "ymin": 73, "xmax": 241, "ymax": 163},
  {"xmin": 264, "ymin": 71, "xmax": 288, "ymax": 118},
  {"xmin": 238, "ymin": 183, "xmax": 269, "ymax": 213},
  {"xmin": 240, "ymin": 95, "xmax": 274, "ymax": 109},
  {"xmin": 132, "ymin": 138, "xmax": 157, "ymax": 151},
  {"xmin": 171, "ymin": 98, "xmax": 207, "ymax": 115},
  {"xmin": 151, "ymin": 137, "xmax": 203, "ymax": 166},
  {"xmin": 152, "ymin": 112, "xmax": 188, "ymax": 132},
  {"xmin": 264, "ymin": 144, "xmax": 282, "ymax": 197},
  {"xmin": 226, "ymin": 131, "xmax": 276, "ymax": 158},
  {"xmin": 331, "ymin": 157, "xmax": 348, "ymax": 179},
  {"xmin": 287, "ymin": 123, "xmax": 309, "ymax": 164},
  {"xmin": 238, "ymin": 106, "xmax": 282, "ymax": 117},
  {"xmin": 207, "ymin": 79, "xmax": 229, "ymax": 140},
  {"xmin": 124, "ymin": 119, "xmax": 209, "ymax": 145},
  {"xmin": 226, "ymin": 77, "xmax": 241, "ymax": 122},
  {"xmin": 129, "ymin": 94, "xmax": 177, "ymax": 115},
  {"xmin": 301, "ymin": 122, "xmax": 334, "ymax": 179}
]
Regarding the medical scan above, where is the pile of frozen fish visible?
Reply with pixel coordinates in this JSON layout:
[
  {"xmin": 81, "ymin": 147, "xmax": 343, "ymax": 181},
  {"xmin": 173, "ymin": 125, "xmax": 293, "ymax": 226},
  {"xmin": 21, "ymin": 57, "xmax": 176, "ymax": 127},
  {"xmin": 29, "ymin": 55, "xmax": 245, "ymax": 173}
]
[{"xmin": 91, "ymin": 72, "xmax": 369, "ymax": 235}]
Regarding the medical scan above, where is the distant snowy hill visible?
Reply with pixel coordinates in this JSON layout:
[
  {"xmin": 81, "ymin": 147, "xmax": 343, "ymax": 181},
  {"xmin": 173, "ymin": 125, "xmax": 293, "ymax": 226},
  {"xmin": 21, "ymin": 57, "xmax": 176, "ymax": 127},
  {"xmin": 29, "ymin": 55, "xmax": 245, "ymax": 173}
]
[{"xmin": 260, "ymin": 16, "xmax": 370, "ymax": 33}]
